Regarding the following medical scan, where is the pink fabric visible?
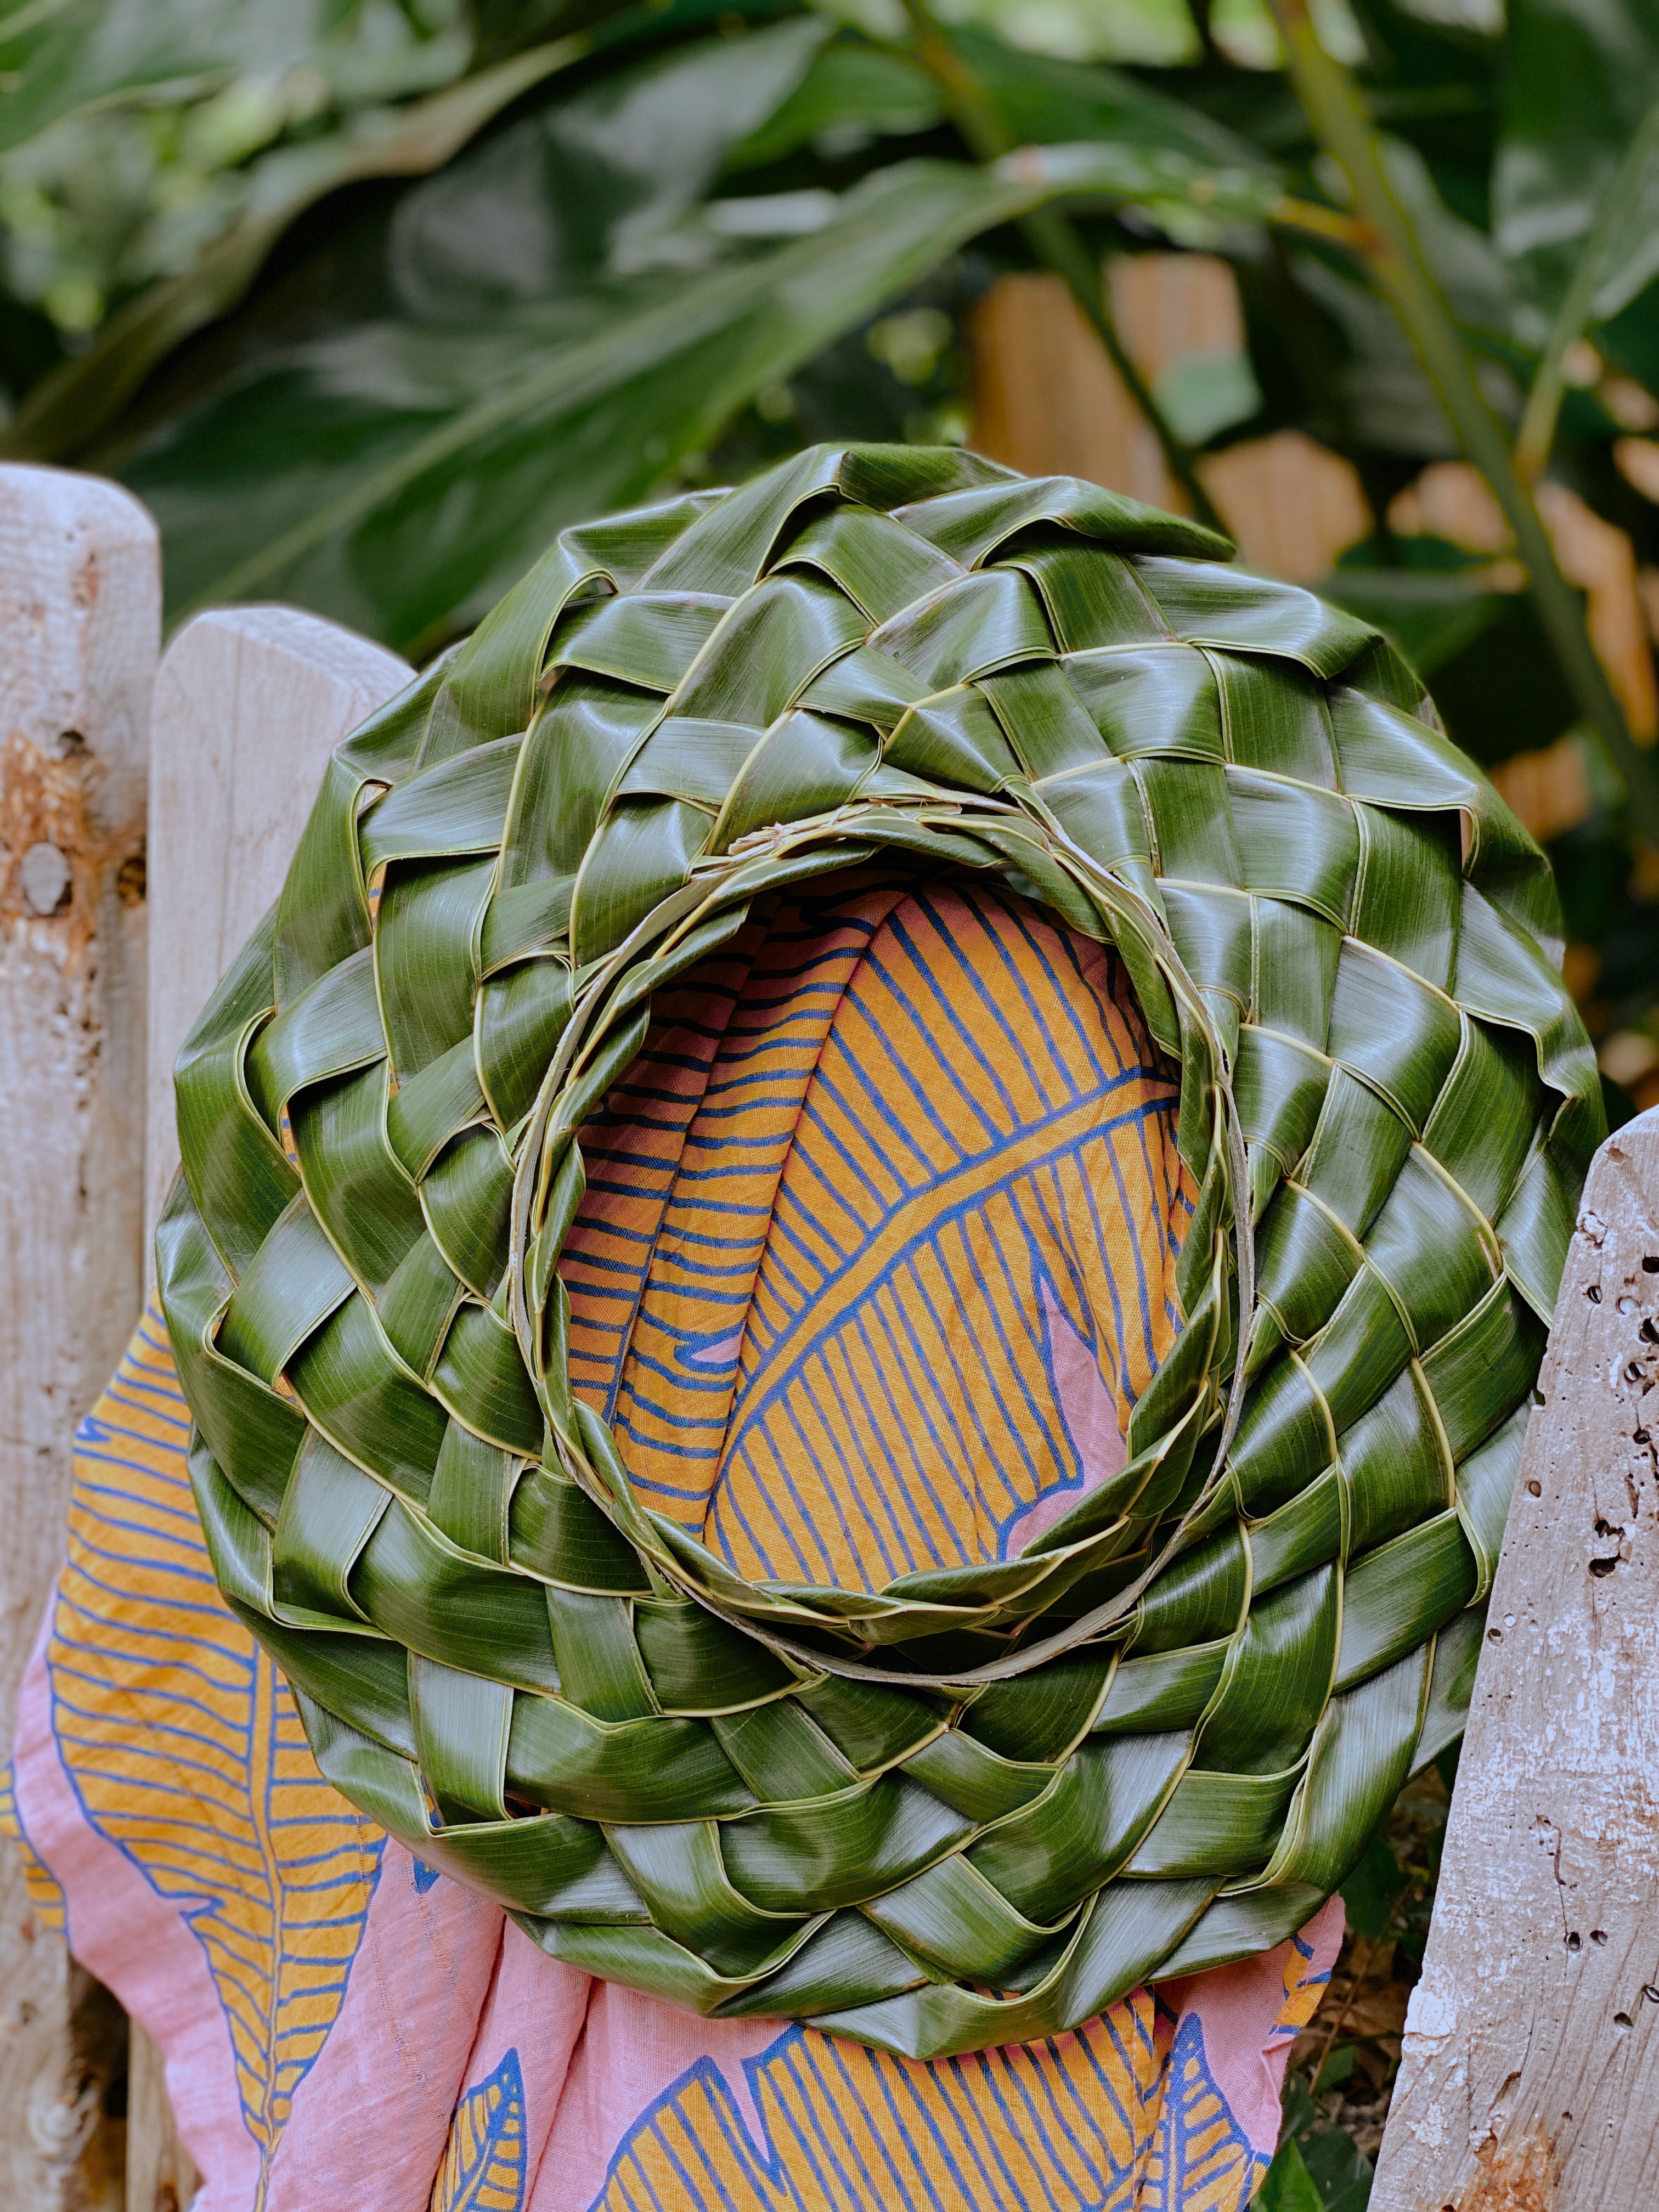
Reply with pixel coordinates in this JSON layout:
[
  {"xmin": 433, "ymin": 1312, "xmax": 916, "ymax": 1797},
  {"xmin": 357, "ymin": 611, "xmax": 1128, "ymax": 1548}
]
[
  {"xmin": 4, "ymin": 879, "xmax": 1347, "ymax": 2205},
  {"xmin": 5, "ymin": 1320, "xmax": 1343, "ymax": 2210}
]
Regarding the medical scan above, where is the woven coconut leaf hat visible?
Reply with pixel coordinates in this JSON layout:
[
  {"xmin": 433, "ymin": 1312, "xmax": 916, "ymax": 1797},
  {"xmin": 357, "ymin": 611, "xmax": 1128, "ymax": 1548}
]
[{"xmin": 160, "ymin": 443, "xmax": 1601, "ymax": 2061}]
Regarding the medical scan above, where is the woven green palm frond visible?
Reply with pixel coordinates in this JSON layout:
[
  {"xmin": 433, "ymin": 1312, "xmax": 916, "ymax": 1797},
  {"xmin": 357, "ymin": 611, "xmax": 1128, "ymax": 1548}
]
[{"xmin": 159, "ymin": 442, "xmax": 1601, "ymax": 2061}]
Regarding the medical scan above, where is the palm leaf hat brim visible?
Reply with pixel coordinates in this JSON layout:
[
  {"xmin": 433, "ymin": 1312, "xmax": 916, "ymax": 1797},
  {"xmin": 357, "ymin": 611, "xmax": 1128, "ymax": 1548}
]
[{"xmin": 159, "ymin": 443, "xmax": 1601, "ymax": 2059}]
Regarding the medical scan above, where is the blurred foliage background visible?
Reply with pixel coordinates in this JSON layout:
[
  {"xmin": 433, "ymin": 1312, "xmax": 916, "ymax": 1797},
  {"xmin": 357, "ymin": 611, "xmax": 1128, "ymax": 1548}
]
[
  {"xmin": 8, "ymin": 2, "xmax": 1659, "ymax": 1143},
  {"xmin": 5, "ymin": 0, "xmax": 1657, "ymax": 2194}
]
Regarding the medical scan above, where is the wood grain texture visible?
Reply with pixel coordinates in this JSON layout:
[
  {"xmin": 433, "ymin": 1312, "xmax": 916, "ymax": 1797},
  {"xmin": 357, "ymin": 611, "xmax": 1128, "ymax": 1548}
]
[
  {"xmin": 124, "ymin": 2024, "xmax": 196, "ymax": 2212},
  {"xmin": 131, "ymin": 603, "xmax": 411, "ymax": 2212},
  {"xmin": 0, "ymin": 464, "xmax": 159, "ymax": 2209},
  {"xmin": 1200, "ymin": 427, "xmax": 1371, "ymax": 585},
  {"xmin": 1373, "ymin": 1108, "xmax": 1659, "ymax": 2211}
]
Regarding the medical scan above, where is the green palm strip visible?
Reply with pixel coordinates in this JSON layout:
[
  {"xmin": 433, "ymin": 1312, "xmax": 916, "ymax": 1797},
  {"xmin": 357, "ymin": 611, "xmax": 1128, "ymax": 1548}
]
[{"xmin": 160, "ymin": 441, "xmax": 1599, "ymax": 2055}]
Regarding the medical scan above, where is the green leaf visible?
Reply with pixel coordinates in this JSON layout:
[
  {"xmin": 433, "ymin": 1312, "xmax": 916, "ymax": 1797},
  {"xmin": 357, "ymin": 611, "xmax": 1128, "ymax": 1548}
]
[
  {"xmin": 1278, "ymin": 2069, "xmax": 1318, "ymax": 2141},
  {"xmin": 1006, "ymin": 138, "xmax": 1282, "ymax": 227},
  {"xmin": 1384, "ymin": 0, "xmax": 1499, "ymax": 31},
  {"xmin": 1513, "ymin": 103, "xmax": 1659, "ymax": 475},
  {"xmin": 0, "ymin": 37, "xmax": 594, "ymax": 464},
  {"xmin": 1254, "ymin": 2135, "xmax": 1327, "ymax": 2212},
  {"xmin": 1379, "ymin": 136, "xmax": 1515, "ymax": 344},
  {"xmin": 724, "ymin": 36, "xmax": 943, "ymax": 171},
  {"xmin": 0, "ymin": 0, "xmax": 325, "ymax": 156},
  {"xmin": 1576, "ymin": 104, "xmax": 1659, "ymax": 331},
  {"xmin": 1155, "ymin": 349, "xmax": 1264, "ymax": 445},
  {"xmin": 127, "ymin": 144, "xmax": 1271, "ymax": 650},
  {"xmin": 1496, "ymin": 0, "xmax": 1659, "ymax": 333},
  {"xmin": 1285, "ymin": 248, "xmax": 1451, "ymax": 460},
  {"xmin": 1340, "ymin": 1829, "xmax": 1407, "ymax": 1938},
  {"xmin": 1298, "ymin": 2123, "xmax": 1375, "ymax": 2211},
  {"xmin": 957, "ymin": 25, "xmax": 1271, "ymax": 170},
  {"xmin": 1312, "ymin": 2042, "xmax": 1356, "ymax": 2093},
  {"xmin": 385, "ymin": 15, "xmax": 831, "ymax": 320}
]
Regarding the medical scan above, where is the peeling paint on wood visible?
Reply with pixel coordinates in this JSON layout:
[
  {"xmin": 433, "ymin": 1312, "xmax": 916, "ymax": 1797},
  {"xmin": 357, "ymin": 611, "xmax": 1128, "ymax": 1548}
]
[
  {"xmin": 0, "ymin": 726, "xmax": 144, "ymax": 943},
  {"xmin": 0, "ymin": 465, "xmax": 159, "ymax": 2211},
  {"xmin": 1454, "ymin": 2123, "xmax": 1557, "ymax": 2210}
]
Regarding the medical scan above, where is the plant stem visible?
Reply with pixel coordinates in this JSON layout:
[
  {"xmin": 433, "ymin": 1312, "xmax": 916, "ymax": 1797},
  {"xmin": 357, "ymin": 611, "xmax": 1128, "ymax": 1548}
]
[
  {"xmin": 1024, "ymin": 207, "xmax": 1231, "ymax": 537},
  {"xmin": 1515, "ymin": 104, "xmax": 1659, "ymax": 484},
  {"xmin": 898, "ymin": 0, "xmax": 1229, "ymax": 537},
  {"xmin": 1188, "ymin": 0, "xmax": 1222, "ymax": 68},
  {"xmin": 1264, "ymin": 0, "xmax": 1659, "ymax": 844}
]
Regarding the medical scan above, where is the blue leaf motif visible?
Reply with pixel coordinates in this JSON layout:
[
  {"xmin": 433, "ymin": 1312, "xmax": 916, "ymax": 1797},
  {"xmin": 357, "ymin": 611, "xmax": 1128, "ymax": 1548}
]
[
  {"xmin": 432, "ymin": 2049, "xmax": 527, "ymax": 2212},
  {"xmin": 46, "ymin": 1318, "xmax": 383, "ymax": 2179},
  {"xmin": 588, "ymin": 2007, "xmax": 1239, "ymax": 2212},
  {"xmin": 0, "ymin": 1759, "xmax": 66, "ymax": 1936}
]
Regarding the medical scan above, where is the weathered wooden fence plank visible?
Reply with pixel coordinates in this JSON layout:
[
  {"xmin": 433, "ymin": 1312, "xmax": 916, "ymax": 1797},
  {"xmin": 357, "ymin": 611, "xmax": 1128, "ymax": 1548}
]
[
  {"xmin": 128, "ymin": 603, "xmax": 411, "ymax": 2212},
  {"xmin": 0, "ymin": 464, "xmax": 159, "ymax": 2209},
  {"xmin": 1373, "ymin": 1107, "xmax": 1659, "ymax": 2210}
]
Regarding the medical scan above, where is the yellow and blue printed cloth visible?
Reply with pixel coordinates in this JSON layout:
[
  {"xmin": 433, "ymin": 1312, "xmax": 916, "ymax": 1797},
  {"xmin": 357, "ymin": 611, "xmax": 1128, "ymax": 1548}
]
[{"xmin": 5, "ymin": 875, "xmax": 1339, "ymax": 2210}]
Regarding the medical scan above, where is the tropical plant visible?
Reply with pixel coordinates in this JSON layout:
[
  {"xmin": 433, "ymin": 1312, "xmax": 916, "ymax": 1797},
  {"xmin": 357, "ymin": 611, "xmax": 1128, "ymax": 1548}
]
[{"xmin": 4, "ymin": 0, "xmax": 1657, "ymax": 1109}]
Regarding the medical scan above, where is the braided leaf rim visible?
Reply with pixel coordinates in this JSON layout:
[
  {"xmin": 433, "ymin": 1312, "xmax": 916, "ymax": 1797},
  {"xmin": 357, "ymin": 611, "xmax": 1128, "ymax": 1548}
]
[
  {"xmin": 157, "ymin": 441, "xmax": 1603, "ymax": 2057},
  {"xmin": 512, "ymin": 794, "xmax": 1257, "ymax": 1686}
]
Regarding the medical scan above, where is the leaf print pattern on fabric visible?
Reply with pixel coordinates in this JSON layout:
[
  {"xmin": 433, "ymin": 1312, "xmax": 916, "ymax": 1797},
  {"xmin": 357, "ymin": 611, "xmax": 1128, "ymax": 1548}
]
[
  {"xmin": 0, "ymin": 1758, "xmax": 66, "ymax": 1935},
  {"xmin": 44, "ymin": 1316, "xmax": 383, "ymax": 2176},
  {"xmin": 1, "ymin": 873, "xmax": 1344, "ymax": 2209},
  {"xmin": 565, "ymin": 875, "xmax": 1189, "ymax": 1590},
  {"xmin": 1140, "ymin": 2015, "xmax": 1262, "ymax": 2212},
  {"xmin": 590, "ymin": 2006, "xmax": 1188, "ymax": 2212},
  {"xmin": 432, "ymin": 2049, "xmax": 529, "ymax": 2212}
]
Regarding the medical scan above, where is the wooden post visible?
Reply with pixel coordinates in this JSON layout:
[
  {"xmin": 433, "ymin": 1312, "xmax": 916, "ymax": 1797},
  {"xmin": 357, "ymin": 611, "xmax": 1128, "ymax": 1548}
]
[
  {"xmin": 1372, "ymin": 1108, "xmax": 1659, "ymax": 2210},
  {"xmin": 128, "ymin": 604, "xmax": 411, "ymax": 2212},
  {"xmin": 0, "ymin": 466, "xmax": 159, "ymax": 2210}
]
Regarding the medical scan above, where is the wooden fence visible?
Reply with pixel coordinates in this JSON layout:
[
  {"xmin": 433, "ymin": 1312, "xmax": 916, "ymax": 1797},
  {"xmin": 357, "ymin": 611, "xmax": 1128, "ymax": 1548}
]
[
  {"xmin": 1, "ymin": 467, "xmax": 156, "ymax": 2212},
  {"xmin": 3, "ymin": 257, "xmax": 1658, "ymax": 2208},
  {"xmin": 1371, "ymin": 1118, "xmax": 1659, "ymax": 2207}
]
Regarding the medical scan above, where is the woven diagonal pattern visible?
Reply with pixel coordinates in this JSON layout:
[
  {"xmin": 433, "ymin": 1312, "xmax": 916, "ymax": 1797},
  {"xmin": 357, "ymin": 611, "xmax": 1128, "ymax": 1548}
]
[{"xmin": 160, "ymin": 443, "xmax": 1602, "ymax": 2060}]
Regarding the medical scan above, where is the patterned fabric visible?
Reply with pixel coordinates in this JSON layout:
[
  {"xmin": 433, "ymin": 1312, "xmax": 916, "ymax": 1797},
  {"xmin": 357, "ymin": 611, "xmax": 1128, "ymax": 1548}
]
[
  {"xmin": 432, "ymin": 2051, "xmax": 529, "ymax": 2210},
  {"xmin": 5, "ymin": 877, "xmax": 1339, "ymax": 2210},
  {"xmin": 566, "ymin": 872, "xmax": 1188, "ymax": 1576}
]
